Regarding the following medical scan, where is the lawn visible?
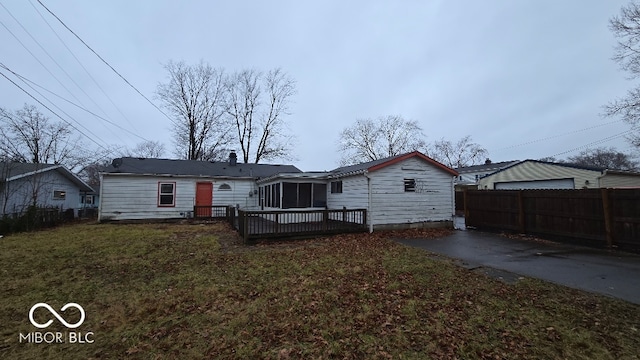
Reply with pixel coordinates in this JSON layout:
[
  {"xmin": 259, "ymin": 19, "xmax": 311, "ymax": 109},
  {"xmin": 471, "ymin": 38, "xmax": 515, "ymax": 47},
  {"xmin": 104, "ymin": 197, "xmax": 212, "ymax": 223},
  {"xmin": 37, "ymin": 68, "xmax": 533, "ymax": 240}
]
[{"xmin": 1, "ymin": 222, "xmax": 639, "ymax": 359}]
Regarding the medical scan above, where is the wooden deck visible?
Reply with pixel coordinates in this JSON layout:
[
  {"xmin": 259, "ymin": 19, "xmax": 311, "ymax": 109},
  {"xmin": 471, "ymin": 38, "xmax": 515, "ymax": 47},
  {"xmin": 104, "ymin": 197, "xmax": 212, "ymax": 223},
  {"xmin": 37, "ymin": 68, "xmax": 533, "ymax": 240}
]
[{"xmin": 195, "ymin": 206, "xmax": 367, "ymax": 241}]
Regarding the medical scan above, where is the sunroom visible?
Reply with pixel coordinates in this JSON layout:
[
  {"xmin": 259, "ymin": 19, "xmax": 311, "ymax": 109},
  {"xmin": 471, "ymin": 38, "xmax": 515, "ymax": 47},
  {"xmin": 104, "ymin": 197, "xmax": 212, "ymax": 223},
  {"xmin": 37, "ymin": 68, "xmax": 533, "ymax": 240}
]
[{"xmin": 256, "ymin": 172, "xmax": 329, "ymax": 210}]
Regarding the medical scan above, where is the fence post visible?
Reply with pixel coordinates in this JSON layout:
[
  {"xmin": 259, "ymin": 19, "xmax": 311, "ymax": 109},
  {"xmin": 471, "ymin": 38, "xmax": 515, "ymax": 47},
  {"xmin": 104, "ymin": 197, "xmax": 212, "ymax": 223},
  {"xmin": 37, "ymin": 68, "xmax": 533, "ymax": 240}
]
[
  {"xmin": 518, "ymin": 190, "xmax": 525, "ymax": 233},
  {"xmin": 362, "ymin": 209, "xmax": 367, "ymax": 228},
  {"xmin": 463, "ymin": 189, "xmax": 469, "ymax": 219},
  {"xmin": 342, "ymin": 206, "xmax": 347, "ymax": 223},
  {"xmin": 601, "ymin": 188, "xmax": 614, "ymax": 248},
  {"xmin": 275, "ymin": 213, "xmax": 280, "ymax": 234},
  {"xmin": 242, "ymin": 211, "xmax": 249, "ymax": 242},
  {"xmin": 322, "ymin": 209, "xmax": 328, "ymax": 231}
]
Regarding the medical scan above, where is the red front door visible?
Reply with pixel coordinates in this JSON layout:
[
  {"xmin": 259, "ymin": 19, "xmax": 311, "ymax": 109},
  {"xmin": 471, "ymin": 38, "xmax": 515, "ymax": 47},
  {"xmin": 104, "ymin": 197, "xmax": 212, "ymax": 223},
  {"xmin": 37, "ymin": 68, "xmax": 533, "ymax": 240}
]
[{"xmin": 195, "ymin": 182, "xmax": 213, "ymax": 217}]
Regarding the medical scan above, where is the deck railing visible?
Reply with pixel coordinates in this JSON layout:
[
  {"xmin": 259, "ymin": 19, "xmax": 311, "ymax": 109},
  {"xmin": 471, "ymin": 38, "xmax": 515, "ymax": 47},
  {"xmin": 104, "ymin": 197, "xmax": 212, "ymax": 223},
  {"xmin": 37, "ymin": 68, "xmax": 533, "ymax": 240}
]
[
  {"xmin": 236, "ymin": 208, "xmax": 367, "ymax": 241},
  {"xmin": 193, "ymin": 205, "xmax": 232, "ymax": 219}
]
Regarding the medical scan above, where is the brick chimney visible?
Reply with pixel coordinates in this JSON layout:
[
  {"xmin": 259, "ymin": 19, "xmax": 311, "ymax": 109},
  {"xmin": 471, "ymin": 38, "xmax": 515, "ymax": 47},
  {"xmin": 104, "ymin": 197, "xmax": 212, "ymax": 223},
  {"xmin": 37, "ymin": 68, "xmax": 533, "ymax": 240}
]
[
  {"xmin": 229, "ymin": 151, "xmax": 237, "ymax": 166},
  {"xmin": 485, "ymin": 158, "xmax": 492, "ymax": 165}
]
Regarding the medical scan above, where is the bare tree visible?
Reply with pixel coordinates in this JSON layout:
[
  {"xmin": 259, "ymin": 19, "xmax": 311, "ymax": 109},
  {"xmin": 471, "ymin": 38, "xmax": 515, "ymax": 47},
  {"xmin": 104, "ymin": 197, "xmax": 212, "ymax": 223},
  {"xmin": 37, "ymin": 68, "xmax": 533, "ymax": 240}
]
[
  {"xmin": 427, "ymin": 135, "xmax": 488, "ymax": 168},
  {"xmin": 604, "ymin": 2, "xmax": 640, "ymax": 145},
  {"xmin": 126, "ymin": 140, "xmax": 166, "ymax": 158},
  {"xmin": 224, "ymin": 68, "xmax": 296, "ymax": 163},
  {"xmin": 338, "ymin": 115, "xmax": 426, "ymax": 166},
  {"xmin": 156, "ymin": 60, "xmax": 229, "ymax": 161},
  {"xmin": 0, "ymin": 104, "xmax": 84, "ymax": 168},
  {"xmin": 566, "ymin": 147, "xmax": 638, "ymax": 170}
]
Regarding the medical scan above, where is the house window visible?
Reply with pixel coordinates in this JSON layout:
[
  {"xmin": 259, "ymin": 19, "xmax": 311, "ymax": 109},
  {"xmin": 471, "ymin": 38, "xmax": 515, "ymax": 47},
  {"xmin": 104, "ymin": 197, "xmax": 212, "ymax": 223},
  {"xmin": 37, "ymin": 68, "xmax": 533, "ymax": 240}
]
[
  {"xmin": 330, "ymin": 180, "xmax": 343, "ymax": 193},
  {"xmin": 272, "ymin": 183, "xmax": 280, "ymax": 208},
  {"xmin": 158, "ymin": 182, "xmax": 175, "ymax": 207},
  {"xmin": 83, "ymin": 195, "xmax": 94, "ymax": 205},
  {"xmin": 218, "ymin": 183, "xmax": 231, "ymax": 191},
  {"xmin": 404, "ymin": 179, "xmax": 416, "ymax": 192},
  {"xmin": 53, "ymin": 190, "xmax": 66, "ymax": 200},
  {"xmin": 281, "ymin": 182, "xmax": 327, "ymax": 208},
  {"xmin": 475, "ymin": 174, "xmax": 479, "ymax": 181}
]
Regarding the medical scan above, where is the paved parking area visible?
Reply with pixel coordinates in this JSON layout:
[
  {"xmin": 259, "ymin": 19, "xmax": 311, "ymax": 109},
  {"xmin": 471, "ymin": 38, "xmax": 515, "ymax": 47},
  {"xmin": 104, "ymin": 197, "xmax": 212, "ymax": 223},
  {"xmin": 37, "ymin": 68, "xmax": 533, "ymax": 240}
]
[{"xmin": 396, "ymin": 230, "xmax": 640, "ymax": 305}]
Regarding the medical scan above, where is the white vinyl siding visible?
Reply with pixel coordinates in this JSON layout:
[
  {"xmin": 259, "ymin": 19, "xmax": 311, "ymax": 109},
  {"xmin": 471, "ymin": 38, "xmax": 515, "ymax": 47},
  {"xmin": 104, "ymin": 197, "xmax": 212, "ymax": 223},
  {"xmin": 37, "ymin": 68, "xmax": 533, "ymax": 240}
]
[
  {"xmin": 368, "ymin": 157, "xmax": 454, "ymax": 226},
  {"xmin": 598, "ymin": 173, "xmax": 640, "ymax": 188},
  {"xmin": 1, "ymin": 171, "xmax": 81, "ymax": 215},
  {"xmin": 99, "ymin": 175, "xmax": 257, "ymax": 221}
]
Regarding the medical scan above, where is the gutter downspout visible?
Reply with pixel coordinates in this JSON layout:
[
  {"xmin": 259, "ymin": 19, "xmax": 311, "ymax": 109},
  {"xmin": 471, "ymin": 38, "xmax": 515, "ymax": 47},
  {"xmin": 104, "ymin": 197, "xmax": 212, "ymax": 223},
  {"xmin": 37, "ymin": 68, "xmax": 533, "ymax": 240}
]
[
  {"xmin": 365, "ymin": 171, "xmax": 373, "ymax": 233},
  {"xmin": 451, "ymin": 176, "xmax": 455, "ymax": 220},
  {"xmin": 97, "ymin": 173, "xmax": 104, "ymax": 222}
]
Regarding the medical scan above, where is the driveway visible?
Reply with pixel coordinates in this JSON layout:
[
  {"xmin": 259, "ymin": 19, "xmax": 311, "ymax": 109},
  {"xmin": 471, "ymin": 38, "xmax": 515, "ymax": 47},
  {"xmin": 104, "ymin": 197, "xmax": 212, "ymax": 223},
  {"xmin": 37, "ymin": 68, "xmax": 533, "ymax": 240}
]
[{"xmin": 396, "ymin": 230, "xmax": 640, "ymax": 305}]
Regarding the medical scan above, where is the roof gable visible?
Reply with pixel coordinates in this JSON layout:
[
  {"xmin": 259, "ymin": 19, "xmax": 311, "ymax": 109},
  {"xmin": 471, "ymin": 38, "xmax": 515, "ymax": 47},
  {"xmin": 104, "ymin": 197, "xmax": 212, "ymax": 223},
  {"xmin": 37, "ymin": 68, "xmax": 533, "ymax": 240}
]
[
  {"xmin": 0, "ymin": 162, "xmax": 94, "ymax": 192},
  {"xmin": 330, "ymin": 151, "xmax": 458, "ymax": 177}
]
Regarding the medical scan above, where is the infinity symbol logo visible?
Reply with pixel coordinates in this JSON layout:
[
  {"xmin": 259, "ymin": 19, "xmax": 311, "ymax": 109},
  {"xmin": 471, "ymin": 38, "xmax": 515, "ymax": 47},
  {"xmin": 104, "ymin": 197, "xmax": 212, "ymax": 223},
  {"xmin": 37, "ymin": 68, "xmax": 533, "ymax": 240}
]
[{"xmin": 29, "ymin": 303, "xmax": 85, "ymax": 329}]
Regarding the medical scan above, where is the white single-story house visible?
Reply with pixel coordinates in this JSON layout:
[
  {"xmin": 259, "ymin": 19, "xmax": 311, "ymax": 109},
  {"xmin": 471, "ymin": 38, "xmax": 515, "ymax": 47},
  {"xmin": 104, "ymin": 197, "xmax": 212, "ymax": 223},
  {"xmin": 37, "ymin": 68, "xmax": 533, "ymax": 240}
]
[
  {"xmin": 98, "ymin": 151, "xmax": 459, "ymax": 230},
  {"xmin": 257, "ymin": 151, "xmax": 459, "ymax": 230},
  {"xmin": 478, "ymin": 160, "xmax": 640, "ymax": 190},
  {"xmin": 0, "ymin": 162, "xmax": 94, "ymax": 216},
  {"xmin": 98, "ymin": 152, "xmax": 300, "ymax": 221}
]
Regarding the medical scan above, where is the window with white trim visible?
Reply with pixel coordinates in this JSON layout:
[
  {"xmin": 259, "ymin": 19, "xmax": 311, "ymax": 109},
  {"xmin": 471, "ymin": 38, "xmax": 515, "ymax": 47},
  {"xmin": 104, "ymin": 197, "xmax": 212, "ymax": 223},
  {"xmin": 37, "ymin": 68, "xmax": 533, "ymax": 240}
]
[{"xmin": 158, "ymin": 182, "xmax": 176, "ymax": 206}]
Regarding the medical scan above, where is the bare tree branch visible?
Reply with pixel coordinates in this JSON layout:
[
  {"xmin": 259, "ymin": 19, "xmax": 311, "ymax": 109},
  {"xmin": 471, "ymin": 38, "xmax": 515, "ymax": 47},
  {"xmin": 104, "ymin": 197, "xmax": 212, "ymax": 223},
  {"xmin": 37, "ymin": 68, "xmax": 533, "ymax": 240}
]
[
  {"xmin": 156, "ymin": 60, "xmax": 230, "ymax": 161},
  {"xmin": 224, "ymin": 68, "xmax": 296, "ymax": 163},
  {"xmin": 338, "ymin": 115, "xmax": 426, "ymax": 166},
  {"xmin": 0, "ymin": 104, "xmax": 85, "ymax": 168},
  {"xmin": 605, "ymin": 2, "xmax": 640, "ymax": 145},
  {"xmin": 427, "ymin": 135, "xmax": 488, "ymax": 168}
]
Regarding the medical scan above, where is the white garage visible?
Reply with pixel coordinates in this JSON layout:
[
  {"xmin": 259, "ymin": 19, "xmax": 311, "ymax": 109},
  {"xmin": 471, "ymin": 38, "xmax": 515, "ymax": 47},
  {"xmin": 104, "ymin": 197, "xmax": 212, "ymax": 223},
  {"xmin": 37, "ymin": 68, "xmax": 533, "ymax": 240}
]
[{"xmin": 494, "ymin": 178, "xmax": 574, "ymax": 190}]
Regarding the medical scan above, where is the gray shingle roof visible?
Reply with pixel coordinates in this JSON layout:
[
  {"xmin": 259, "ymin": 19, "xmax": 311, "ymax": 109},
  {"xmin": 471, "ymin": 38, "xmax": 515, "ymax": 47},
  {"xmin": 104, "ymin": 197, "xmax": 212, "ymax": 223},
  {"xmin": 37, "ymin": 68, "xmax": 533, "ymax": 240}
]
[
  {"xmin": 329, "ymin": 151, "xmax": 458, "ymax": 177},
  {"xmin": 0, "ymin": 162, "xmax": 94, "ymax": 192},
  {"xmin": 103, "ymin": 157, "xmax": 302, "ymax": 179},
  {"xmin": 0, "ymin": 162, "xmax": 58, "ymax": 179},
  {"xmin": 455, "ymin": 160, "xmax": 519, "ymax": 174}
]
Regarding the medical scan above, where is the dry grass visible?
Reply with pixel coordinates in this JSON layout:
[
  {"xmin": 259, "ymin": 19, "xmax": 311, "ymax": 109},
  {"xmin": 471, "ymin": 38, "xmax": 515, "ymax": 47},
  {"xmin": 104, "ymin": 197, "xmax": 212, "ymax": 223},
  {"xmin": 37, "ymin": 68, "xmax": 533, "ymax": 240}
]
[{"xmin": 0, "ymin": 222, "xmax": 639, "ymax": 359}]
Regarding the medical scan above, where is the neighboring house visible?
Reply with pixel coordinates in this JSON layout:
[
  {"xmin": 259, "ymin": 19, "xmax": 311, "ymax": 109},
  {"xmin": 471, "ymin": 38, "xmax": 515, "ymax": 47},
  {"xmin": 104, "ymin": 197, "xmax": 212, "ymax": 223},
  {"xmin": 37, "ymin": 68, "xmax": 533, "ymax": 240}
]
[
  {"xmin": 0, "ymin": 162, "xmax": 94, "ymax": 216},
  {"xmin": 454, "ymin": 159, "xmax": 519, "ymax": 190},
  {"xmin": 98, "ymin": 152, "xmax": 301, "ymax": 221},
  {"xmin": 99, "ymin": 151, "xmax": 459, "ymax": 230},
  {"xmin": 257, "ymin": 151, "xmax": 459, "ymax": 230},
  {"xmin": 478, "ymin": 160, "xmax": 640, "ymax": 190}
]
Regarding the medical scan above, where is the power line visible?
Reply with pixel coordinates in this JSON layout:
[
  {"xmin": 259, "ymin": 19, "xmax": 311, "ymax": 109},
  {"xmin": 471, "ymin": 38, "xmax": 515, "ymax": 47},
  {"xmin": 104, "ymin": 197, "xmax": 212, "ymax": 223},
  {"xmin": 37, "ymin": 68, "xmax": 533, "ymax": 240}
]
[
  {"xmin": 549, "ymin": 127, "xmax": 638, "ymax": 158},
  {"xmin": 36, "ymin": 0, "xmax": 176, "ymax": 126},
  {"xmin": 0, "ymin": 66, "xmax": 108, "ymax": 152},
  {"xmin": 0, "ymin": 63, "xmax": 149, "ymax": 143},
  {"xmin": 27, "ymin": 0, "xmax": 143, "ymax": 135},
  {"xmin": 495, "ymin": 119, "xmax": 626, "ymax": 151},
  {"xmin": 0, "ymin": 17, "xmax": 87, "ymax": 109}
]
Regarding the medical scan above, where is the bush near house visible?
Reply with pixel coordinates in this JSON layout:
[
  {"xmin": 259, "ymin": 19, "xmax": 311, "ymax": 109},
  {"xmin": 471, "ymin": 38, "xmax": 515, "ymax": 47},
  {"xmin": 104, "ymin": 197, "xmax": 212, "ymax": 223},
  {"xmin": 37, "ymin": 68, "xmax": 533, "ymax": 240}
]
[
  {"xmin": 0, "ymin": 206, "xmax": 71, "ymax": 235},
  {"xmin": 1, "ymin": 222, "xmax": 639, "ymax": 359}
]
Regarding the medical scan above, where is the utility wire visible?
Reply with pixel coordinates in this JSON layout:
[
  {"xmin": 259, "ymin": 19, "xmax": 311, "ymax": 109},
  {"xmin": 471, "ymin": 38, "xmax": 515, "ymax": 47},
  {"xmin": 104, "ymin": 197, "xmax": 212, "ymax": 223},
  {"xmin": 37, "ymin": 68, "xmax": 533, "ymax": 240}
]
[
  {"xmin": 0, "ymin": 63, "xmax": 149, "ymax": 143},
  {"xmin": 28, "ymin": 0, "xmax": 143, "ymax": 135},
  {"xmin": 0, "ymin": 2, "xmax": 113, "ymax": 127},
  {"xmin": 549, "ymin": 127, "xmax": 638, "ymax": 158},
  {"xmin": 495, "ymin": 119, "xmax": 626, "ymax": 151},
  {"xmin": 36, "ymin": 0, "xmax": 176, "ymax": 126},
  {"xmin": 0, "ymin": 66, "xmax": 108, "ymax": 152},
  {"xmin": 0, "ymin": 17, "xmax": 86, "ymax": 109}
]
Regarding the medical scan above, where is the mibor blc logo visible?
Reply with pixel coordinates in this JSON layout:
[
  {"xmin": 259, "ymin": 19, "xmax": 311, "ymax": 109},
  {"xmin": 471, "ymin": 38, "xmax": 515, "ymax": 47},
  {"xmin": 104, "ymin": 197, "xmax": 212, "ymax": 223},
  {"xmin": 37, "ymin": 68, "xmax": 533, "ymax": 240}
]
[{"xmin": 19, "ymin": 303, "xmax": 94, "ymax": 344}]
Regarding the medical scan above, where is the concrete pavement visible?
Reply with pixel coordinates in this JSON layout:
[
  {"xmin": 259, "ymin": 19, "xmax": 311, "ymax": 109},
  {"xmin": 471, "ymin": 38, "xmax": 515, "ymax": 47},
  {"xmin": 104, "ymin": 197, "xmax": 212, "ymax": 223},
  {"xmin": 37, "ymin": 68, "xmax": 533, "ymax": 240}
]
[{"xmin": 396, "ymin": 230, "xmax": 640, "ymax": 305}]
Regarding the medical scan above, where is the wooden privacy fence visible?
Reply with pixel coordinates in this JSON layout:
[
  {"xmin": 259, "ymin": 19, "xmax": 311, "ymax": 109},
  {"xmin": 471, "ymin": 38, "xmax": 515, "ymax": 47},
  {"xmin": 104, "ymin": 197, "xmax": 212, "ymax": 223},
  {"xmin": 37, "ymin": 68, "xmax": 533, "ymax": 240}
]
[
  {"xmin": 464, "ymin": 189, "xmax": 640, "ymax": 251},
  {"xmin": 236, "ymin": 208, "xmax": 368, "ymax": 241}
]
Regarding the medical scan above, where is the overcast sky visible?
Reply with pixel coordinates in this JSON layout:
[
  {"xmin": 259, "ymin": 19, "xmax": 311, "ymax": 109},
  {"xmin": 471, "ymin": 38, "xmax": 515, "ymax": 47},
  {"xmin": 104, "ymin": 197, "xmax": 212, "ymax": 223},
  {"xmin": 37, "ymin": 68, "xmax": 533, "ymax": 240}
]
[{"xmin": 0, "ymin": 0, "xmax": 636, "ymax": 171}]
